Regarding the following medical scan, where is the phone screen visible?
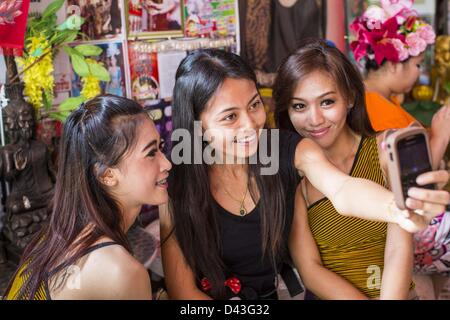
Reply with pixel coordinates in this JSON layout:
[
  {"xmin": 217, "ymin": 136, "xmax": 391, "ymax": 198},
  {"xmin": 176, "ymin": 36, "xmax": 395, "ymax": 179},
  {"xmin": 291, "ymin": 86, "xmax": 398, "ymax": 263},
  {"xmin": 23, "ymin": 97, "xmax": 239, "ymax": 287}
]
[{"xmin": 398, "ymin": 133, "xmax": 434, "ymax": 198}]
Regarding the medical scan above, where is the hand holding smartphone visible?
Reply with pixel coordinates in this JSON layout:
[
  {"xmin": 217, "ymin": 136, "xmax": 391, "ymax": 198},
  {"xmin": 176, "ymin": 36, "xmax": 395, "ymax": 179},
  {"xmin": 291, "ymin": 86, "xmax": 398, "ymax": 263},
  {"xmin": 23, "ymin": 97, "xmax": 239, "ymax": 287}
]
[{"xmin": 384, "ymin": 123, "xmax": 436, "ymax": 210}]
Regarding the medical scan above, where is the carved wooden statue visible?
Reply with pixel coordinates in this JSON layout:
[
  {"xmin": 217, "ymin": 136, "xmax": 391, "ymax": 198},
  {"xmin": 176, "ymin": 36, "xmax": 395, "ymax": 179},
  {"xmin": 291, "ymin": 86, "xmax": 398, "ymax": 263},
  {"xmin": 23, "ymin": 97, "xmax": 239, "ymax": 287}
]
[{"xmin": 0, "ymin": 84, "xmax": 55, "ymax": 258}]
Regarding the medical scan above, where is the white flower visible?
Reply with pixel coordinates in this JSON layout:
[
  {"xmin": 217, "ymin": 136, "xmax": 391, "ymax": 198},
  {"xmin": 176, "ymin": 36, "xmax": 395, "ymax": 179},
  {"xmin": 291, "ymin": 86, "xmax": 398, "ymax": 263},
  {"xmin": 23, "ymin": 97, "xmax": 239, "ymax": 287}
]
[{"xmin": 363, "ymin": 5, "xmax": 387, "ymax": 29}]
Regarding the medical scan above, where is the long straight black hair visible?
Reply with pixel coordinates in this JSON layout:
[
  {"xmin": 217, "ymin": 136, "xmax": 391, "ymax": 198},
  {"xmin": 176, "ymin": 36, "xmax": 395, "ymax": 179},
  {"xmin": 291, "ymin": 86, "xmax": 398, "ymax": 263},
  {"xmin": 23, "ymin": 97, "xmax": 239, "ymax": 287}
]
[
  {"xmin": 4, "ymin": 95, "xmax": 147, "ymax": 299},
  {"xmin": 273, "ymin": 38, "xmax": 376, "ymax": 137},
  {"xmin": 169, "ymin": 49, "xmax": 286, "ymax": 299}
]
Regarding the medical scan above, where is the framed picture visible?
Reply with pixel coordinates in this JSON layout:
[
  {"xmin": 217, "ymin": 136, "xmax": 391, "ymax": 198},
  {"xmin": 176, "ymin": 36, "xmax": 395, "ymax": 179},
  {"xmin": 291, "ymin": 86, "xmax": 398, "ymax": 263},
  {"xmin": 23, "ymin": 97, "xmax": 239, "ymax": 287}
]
[
  {"xmin": 183, "ymin": 0, "xmax": 237, "ymax": 38},
  {"xmin": 29, "ymin": 0, "xmax": 66, "ymax": 22},
  {"xmin": 53, "ymin": 52, "xmax": 72, "ymax": 106},
  {"xmin": 127, "ymin": 0, "xmax": 184, "ymax": 39},
  {"xmin": 128, "ymin": 41, "xmax": 160, "ymax": 101},
  {"xmin": 67, "ymin": 0, "xmax": 124, "ymax": 41},
  {"xmin": 71, "ymin": 41, "xmax": 128, "ymax": 98},
  {"xmin": 157, "ymin": 50, "xmax": 187, "ymax": 99}
]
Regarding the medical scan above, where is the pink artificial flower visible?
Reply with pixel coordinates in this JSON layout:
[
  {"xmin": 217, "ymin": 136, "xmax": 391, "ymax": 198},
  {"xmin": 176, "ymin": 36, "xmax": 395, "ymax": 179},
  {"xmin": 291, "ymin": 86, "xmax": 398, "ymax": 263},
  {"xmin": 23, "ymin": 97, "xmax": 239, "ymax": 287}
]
[
  {"xmin": 349, "ymin": 17, "xmax": 366, "ymax": 36},
  {"xmin": 406, "ymin": 32, "xmax": 427, "ymax": 56},
  {"xmin": 361, "ymin": 17, "xmax": 403, "ymax": 65},
  {"xmin": 417, "ymin": 24, "xmax": 436, "ymax": 44},
  {"xmin": 395, "ymin": 7, "xmax": 418, "ymax": 25},
  {"xmin": 380, "ymin": 0, "xmax": 418, "ymax": 24},
  {"xmin": 373, "ymin": 42, "xmax": 400, "ymax": 65},
  {"xmin": 404, "ymin": 16, "xmax": 417, "ymax": 31},
  {"xmin": 390, "ymin": 38, "xmax": 409, "ymax": 61},
  {"xmin": 350, "ymin": 40, "xmax": 368, "ymax": 62},
  {"xmin": 381, "ymin": 0, "xmax": 413, "ymax": 18},
  {"xmin": 363, "ymin": 5, "xmax": 387, "ymax": 29}
]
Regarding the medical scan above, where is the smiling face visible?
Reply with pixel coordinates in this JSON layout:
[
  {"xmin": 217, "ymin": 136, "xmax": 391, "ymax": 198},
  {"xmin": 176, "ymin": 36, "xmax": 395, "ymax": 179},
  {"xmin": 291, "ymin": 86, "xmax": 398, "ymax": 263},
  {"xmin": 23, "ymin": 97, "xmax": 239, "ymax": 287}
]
[
  {"xmin": 112, "ymin": 116, "xmax": 172, "ymax": 208},
  {"xmin": 288, "ymin": 70, "xmax": 351, "ymax": 149},
  {"xmin": 199, "ymin": 78, "xmax": 266, "ymax": 162}
]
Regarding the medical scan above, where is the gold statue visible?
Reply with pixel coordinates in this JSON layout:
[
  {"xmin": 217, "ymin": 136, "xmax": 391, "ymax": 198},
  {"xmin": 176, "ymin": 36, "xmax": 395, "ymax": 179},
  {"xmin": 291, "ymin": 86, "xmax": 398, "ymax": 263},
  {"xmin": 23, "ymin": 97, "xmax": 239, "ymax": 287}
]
[{"xmin": 432, "ymin": 36, "xmax": 450, "ymax": 105}]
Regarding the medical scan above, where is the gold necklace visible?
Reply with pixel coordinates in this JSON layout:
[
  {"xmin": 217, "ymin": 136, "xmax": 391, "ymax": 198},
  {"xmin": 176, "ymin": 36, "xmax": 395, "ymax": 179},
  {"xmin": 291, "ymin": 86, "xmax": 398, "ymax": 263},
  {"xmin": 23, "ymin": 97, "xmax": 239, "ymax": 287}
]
[{"xmin": 223, "ymin": 184, "xmax": 249, "ymax": 216}]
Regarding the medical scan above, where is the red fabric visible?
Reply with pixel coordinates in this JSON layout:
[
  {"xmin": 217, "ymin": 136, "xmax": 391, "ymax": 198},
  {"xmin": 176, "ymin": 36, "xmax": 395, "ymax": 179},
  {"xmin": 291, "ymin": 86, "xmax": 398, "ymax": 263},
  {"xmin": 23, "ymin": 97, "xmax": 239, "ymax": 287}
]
[
  {"xmin": 224, "ymin": 277, "xmax": 241, "ymax": 295},
  {"xmin": 0, "ymin": 0, "xmax": 30, "ymax": 56},
  {"xmin": 201, "ymin": 276, "xmax": 242, "ymax": 295}
]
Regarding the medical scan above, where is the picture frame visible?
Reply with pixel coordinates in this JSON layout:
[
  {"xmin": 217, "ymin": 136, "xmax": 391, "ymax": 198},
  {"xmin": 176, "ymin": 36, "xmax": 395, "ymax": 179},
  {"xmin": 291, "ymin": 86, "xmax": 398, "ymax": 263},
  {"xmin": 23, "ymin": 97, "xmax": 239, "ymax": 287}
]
[
  {"xmin": 67, "ymin": 0, "xmax": 125, "ymax": 41},
  {"xmin": 183, "ymin": 0, "xmax": 238, "ymax": 38},
  {"xmin": 28, "ymin": 0, "xmax": 66, "ymax": 22},
  {"xmin": 128, "ymin": 41, "xmax": 161, "ymax": 101},
  {"xmin": 70, "ymin": 41, "xmax": 130, "ymax": 98},
  {"xmin": 53, "ymin": 52, "xmax": 73, "ymax": 106},
  {"xmin": 126, "ymin": 0, "xmax": 184, "ymax": 39}
]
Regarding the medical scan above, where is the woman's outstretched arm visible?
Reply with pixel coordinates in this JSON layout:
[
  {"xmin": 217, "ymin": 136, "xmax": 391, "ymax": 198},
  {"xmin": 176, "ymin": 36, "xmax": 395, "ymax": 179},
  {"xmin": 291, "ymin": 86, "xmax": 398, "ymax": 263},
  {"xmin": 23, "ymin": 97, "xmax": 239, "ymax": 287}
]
[{"xmin": 294, "ymin": 138, "xmax": 449, "ymax": 233}]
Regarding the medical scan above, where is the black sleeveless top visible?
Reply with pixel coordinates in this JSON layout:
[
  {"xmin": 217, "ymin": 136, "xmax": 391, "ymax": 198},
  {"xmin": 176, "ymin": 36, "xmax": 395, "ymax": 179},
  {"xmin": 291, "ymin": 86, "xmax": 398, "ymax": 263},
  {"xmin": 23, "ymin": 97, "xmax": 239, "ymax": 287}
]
[{"xmin": 214, "ymin": 130, "xmax": 302, "ymax": 299}]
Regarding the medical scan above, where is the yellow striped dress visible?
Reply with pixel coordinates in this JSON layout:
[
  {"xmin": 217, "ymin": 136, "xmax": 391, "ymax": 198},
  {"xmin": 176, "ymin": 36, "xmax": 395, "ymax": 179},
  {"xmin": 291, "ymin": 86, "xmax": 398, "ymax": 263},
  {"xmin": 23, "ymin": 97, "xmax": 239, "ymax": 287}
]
[
  {"xmin": 307, "ymin": 137, "xmax": 403, "ymax": 298},
  {"xmin": 5, "ymin": 262, "xmax": 49, "ymax": 300},
  {"xmin": 5, "ymin": 241, "xmax": 117, "ymax": 300}
]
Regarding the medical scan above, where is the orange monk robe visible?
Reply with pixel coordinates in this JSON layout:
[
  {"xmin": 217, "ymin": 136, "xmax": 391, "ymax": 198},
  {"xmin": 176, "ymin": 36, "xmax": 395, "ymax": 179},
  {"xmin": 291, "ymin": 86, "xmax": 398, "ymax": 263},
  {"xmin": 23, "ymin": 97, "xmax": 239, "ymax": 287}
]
[{"xmin": 365, "ymin": 91, "xmax": 416, "ymax": 132}]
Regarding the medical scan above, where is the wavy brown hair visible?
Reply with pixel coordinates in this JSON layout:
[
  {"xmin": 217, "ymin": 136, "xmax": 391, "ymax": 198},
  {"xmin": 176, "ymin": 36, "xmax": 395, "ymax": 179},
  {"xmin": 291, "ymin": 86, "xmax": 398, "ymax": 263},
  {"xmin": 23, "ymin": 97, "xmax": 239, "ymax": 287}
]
[{"xmin": 273, "ymin": 38, "xmax": 375, "ymax": 137}]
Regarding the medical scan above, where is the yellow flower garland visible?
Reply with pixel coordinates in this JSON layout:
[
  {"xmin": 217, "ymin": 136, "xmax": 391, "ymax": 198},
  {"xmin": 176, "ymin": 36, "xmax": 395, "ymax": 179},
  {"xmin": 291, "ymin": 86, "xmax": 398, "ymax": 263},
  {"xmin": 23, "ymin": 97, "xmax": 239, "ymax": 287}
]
[
  {"xmin": 81, "ymin": 75, "xmax": 101, "ymax": 99},
  {"xmin": 16, "ymin": 36, "xmax": 54, "ymax": 109}
]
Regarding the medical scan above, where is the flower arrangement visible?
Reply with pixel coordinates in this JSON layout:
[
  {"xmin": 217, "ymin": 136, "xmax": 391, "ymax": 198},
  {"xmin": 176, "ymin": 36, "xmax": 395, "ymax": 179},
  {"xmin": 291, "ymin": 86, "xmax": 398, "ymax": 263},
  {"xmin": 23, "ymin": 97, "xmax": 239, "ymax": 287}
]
[
  {"xmin": 9, "ymin": 0, "xmax": 110, "ymax": 122},
  {"xmin": 349, "ymin": 0, "xmax": 436, "ymax": 67},
  {"xmin": 16, "ymin": 35, "xmax": 54, "ymax": 109}
]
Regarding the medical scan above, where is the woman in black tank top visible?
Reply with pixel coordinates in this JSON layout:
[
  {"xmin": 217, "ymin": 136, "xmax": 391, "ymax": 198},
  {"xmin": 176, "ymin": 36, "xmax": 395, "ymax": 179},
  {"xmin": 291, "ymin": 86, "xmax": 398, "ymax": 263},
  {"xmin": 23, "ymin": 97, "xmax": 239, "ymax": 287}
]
[{"xmin": 4, "ymin": 95, "xmax": 172, "ymax": 300}]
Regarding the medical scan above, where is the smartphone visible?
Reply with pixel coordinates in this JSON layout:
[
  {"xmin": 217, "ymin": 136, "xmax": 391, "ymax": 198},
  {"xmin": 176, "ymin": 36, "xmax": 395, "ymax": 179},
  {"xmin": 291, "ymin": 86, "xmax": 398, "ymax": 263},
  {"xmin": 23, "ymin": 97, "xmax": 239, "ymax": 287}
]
[{"xmin": 385, "ymin": 125, "xmax": 435, "ymax": 210}]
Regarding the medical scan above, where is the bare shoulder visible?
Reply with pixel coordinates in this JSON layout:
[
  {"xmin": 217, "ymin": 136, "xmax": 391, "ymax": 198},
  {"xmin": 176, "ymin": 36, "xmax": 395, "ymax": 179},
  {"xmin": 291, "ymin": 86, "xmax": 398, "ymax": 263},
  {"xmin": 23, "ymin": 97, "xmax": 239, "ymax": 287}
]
[{"xmin": 81, "ymin": 244, "xmax": 152, "ymax": 300}]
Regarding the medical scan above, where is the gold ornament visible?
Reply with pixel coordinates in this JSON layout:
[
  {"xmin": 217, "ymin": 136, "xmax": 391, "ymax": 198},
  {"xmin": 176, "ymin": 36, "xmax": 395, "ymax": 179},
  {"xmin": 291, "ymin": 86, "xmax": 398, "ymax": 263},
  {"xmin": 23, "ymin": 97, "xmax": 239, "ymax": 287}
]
[
  {"xmin": 431, "ymin": 36, "xmax": 450, "ymax": 104},
  {"xmin": 412, "ymin": 85, "xmax": 434, "ymax": 101}
]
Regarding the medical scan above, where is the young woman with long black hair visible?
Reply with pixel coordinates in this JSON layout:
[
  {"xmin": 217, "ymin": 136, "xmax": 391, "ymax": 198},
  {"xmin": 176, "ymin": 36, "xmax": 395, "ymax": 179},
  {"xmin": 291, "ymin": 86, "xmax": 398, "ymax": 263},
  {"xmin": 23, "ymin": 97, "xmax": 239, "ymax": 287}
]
[{"xmin": 4, "ymin": 95, "xmax": 171, "ymax": 300}]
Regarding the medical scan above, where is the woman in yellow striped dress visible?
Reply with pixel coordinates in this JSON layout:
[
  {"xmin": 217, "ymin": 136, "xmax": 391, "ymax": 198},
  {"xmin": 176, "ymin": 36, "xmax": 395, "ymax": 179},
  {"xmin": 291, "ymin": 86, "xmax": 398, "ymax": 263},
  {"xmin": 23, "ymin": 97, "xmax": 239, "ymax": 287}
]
[{"xmin": 273, "ymin": 39, "xmax": 429, "ymax": 299}]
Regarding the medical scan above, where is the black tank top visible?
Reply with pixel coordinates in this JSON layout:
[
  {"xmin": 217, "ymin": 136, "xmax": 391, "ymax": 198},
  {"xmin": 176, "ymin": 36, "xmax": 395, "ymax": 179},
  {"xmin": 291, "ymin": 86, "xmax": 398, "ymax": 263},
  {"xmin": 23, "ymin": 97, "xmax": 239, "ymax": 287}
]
[
  {"xmin": 215, "ymin": 201, "xmax": 276, "ymax": 299},
  {"xmin": 213, "ymin": 130, "xmax": 302, "ymax": 299}
]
